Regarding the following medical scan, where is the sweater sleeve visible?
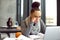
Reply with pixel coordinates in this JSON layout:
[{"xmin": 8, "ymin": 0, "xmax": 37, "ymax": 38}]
[{"xmin": 21, "ymin": 20, "xmax": 34, "ymax": 37}]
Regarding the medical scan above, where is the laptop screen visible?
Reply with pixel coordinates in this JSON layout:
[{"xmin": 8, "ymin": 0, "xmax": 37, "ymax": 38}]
[{"xmin": 44, "ymin": 27, "xmax": 60, "ymax": 40}]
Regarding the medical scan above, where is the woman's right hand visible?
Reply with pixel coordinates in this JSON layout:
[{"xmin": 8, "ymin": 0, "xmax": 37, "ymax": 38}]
[
  {"xmin": 31, "ymin": 17, "xmax": 39, "ymax": 23},
  {"xmin": 31, "ymin": 17, "xmax": 36, "ymax": 23}
]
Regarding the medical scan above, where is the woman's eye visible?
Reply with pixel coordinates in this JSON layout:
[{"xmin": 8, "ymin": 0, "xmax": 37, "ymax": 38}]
[
  {"xmin": 34, "ymin": 16, "xmax": 37, "ymax": 17},
  {"xmin": 34, "ymin": 16, "xmax": 41, "ymax": 18}
]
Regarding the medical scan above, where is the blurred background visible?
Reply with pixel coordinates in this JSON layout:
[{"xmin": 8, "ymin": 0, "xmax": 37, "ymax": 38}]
[
  {"xmin": 0, "ymin": 0, "xmax": 58, "ymax": 27},
  {"xmin": 0, "ymin": 0, "xmax": 59, "ymax": 39}
]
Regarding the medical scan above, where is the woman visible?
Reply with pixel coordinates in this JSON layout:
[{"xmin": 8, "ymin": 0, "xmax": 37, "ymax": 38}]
[{"xmin": 21, "ymin": 2, "xmax": 46, "ymax": 37}]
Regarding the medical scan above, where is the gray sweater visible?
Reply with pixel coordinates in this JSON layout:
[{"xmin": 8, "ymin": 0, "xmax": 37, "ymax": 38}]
[{"xmin": 21, "ymin": 17, "xmax": 46, "ymax": 37}]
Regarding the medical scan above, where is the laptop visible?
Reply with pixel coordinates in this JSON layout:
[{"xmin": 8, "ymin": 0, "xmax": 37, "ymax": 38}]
[{"xmin": 44, "ymin": 27, "xmax": 60, "ymax": 40}]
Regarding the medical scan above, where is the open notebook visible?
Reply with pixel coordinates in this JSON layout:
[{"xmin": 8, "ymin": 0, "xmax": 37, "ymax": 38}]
[
  {"xmin": 4, "ymin": 33, "xmax": 44, "ymax": 40},
  {"xmin": 4, "ymin": 35, "xmax": 31, "ymax": 40}
]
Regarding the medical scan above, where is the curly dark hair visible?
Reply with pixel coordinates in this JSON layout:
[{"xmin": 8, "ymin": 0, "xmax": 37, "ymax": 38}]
[
  {"xmin": 32, "ymin": 2, "xmax": 40, "ymax": 9},
  {"xmin": 31, "ymin": 2, "xmax": 40, "ymax": 13}
]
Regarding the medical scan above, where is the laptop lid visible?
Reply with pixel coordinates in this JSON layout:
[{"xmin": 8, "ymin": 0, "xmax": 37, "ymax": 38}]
[{"xmin": 44, "ymin": 27, "xmax": 60, "ymax": 40}]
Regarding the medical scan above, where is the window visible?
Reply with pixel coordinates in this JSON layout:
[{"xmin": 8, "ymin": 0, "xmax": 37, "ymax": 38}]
[{"xmin": 45, "ymin": 0, "xmax": 57, "ymax": 25}]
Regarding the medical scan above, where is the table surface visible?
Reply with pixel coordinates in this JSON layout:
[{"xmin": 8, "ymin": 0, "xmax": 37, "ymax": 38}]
[{"xmin": 0, "ymin": 29, "xmax": 21, "ymax": 33}]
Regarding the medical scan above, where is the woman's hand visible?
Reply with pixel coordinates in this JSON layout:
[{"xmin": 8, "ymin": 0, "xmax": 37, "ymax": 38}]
[{"xmin": 31, "ymin": 17, "xmax": 39, "ymax": 23}]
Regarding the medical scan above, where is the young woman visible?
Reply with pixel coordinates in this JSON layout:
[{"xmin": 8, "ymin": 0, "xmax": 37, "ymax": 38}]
[{"xmin": 21, "ymin": 2, "xmax": 46, "ymax": 37}]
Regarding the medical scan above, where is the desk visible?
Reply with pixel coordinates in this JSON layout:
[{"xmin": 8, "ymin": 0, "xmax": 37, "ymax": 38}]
[
  {"xmin": 0, "ymin": 29, "xmax": 21, "ymax": 38},
  {"xmin": 0, "ymin": 29, "xmax": 21, "ymax": 33},
  {"xmin": 3, "ymin": 34, "xmax": 44, "ymax": 40}
]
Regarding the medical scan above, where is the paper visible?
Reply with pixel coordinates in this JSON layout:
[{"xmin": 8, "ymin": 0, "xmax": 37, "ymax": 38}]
[
  {"xmin": 29, "ymin": 33, "xmax": 44, "ymax": 40},
  {"xmin": 4, "ymin": 33, "xmax": 44, "ymax": 40},
  {"xmin": 3, "ymin": 35, "xmax": 32, "ymax": 40},
  {"xmin": 17, "ymin": 35, "xmax": 32, "ymax": 40}
]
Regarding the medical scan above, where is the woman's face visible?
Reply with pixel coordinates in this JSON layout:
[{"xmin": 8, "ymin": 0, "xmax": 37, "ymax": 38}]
[{"xmin": 31, "ymin": 10, "xmax": 41, "ymax": 22}]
